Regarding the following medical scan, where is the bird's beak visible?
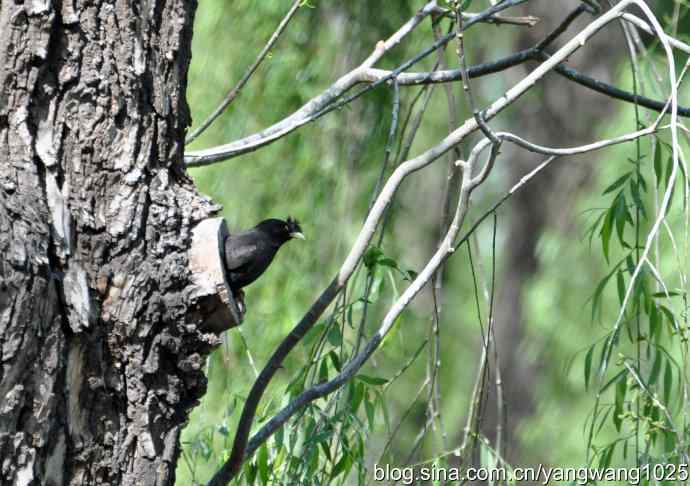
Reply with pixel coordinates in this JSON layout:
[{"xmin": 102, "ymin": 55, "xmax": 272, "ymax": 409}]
[{"xmin": 290, "ymin": 231, "xmax": 306, "ymax": 240}]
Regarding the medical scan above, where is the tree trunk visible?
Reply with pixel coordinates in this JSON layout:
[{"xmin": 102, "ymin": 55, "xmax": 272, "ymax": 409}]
[{"xmin": 0, "ymin": 1, "xmax": 231, "ymax": 484}]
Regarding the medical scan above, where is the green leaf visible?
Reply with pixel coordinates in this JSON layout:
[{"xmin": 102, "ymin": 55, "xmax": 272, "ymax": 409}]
[
  {"xmin": 587, "ymin": 211, "xmax": 607, "ymax": 250},
  {"xmin": 584, "ymin": 344, "xmax": 595, "ymax": 390},
  {"xmin": 622, "ymin": 438, "xmax": 628, "ymax": 459},
  {"xmin": 651, "ymin": 291, "xmax": 683, "ymax": 298},
  {"xmin": 616, "ymin": 270, "xmax": 626, "ymax": 305},
  {"xmin": 601, "ymin": 368, "xmax": 626, "ymax": 393},
  {"xmin": 659, "ymin": 305, "xmax": 677, "ymax": 332},
  {"xmin": 330, "ymin": 453, "xmax": 351, "ymax": 480},
  {"xmin": 350, "ymin": 381, "xmax": 365, "ymax": 412},
  {"xmin": 306, "ymin": 445, "xmax": 319, "ymax": 476},
  {"xmin": 378, "ymin": 257, "xmax": 399, "ymax": 269},
  {"xmin": 275, "ymin": 425, "xmax": 284, "ymax": 450},
  {"xmin": 257, "ymin": 444, "xmax": 269, "ymax": 484},
  {"xmin": 598, "ymin": 334, "xmax": 616, "ymax": 378},
  {"xmin": 363, "ymin": 246, "xmax": 384, "ymax": 270},
  {"xmin": 629, "ymin": 177, "xmax": 647, "ymax": 219},
  {"xmin": 328, "ymin": 350, "xmax": 341, "ymax": 372},
  {"xmin": 327, "ymin": 325, "xmax": 342, "ymax": 347},
  {"xmin": 613, "ymin": 193, "xmax": 630, "ymax": 247},
  {"xmin": 600, "ymin": 208, "xmax": 614, "ymax": 263},
  {"xmin": 356, "ymin": 375, "xmax": 388, "ymax": 386},
  {"xmin": 599, "ymin": 443, "xmax": 616, "ymax": 469},
  {"xmin": 286, "ymin": 372, "xmax": 306, "ymax": 398},
  {"xmin": 633, "ymin": 270, "xmax": 650, "ymax": 312},
  {"xmin": 649, "ymin": 304, "xmax": 661, "ymax": 341},
  {"xmin": 664, "ymin": 154, "xmax": 673, "ymax": 188},
  {"xmin": 637, "ymin": 172, "xmax": 647, "ymax": 192},
  {"xmin": 654, "ymin": 143, "xmax": 664, "ymax": 188},
  {"xmin": 663, "ymin": 360, "xmax": 673, "ymax": 405},
  {"xmin": 376, "ymin": 389, "xmax": 391, "ymax": 431},
  {"xmin": 664, "ymin": 429, "xmax": 676, "ymax": 453},
  {"xmin": 591, "ymin": 265, "xmax": 620, "ymax": 322},
  {"xmin": 320, "ymin": 440, "xmax": 332, "ymax": 463},
  {"xmin": 614, "ymin": 376, "xmax": 627, "ymax": 432},
  {"xmin": 603, "ymin": 172, "xmax": 632, "ymax": 195},
  {"xmin": 595, "ymin": 407, "xmax": 612, "ymax": 436},
  {"xmin": 649, "ymin": 349, "xmax": 662, "ymax": 385},
  {"xmin": 245, "ymin": 462, "xmax": 257, "ymax": 485},
  {"xmin": 625, "ymin": 254, "xmax": 635, "ymax": 276},
  {"xmin": 303, "ymin": 322, "xmax": 325, "ymax": 346},
  {"xmin": 319, "ymin": 357, "xmax": 329, "ymax": 382},
  {"xmin": 365, "ymin": 392, "xmax": 376, "ymax": 429}
]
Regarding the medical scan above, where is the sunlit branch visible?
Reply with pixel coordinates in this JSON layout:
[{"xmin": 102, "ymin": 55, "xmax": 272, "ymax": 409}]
[
  {"xmin": 185, "ymin": 0, "xmax": 303, "ymax": 145},
  {"xmin": 186, "ymin": 0, "xmax": 530, "ymax": 168},
  {"xmin": 208, "ymin": 4, "xmax": 673, "ymax": 483},
  {"xmin": 186, "ymin": 5, "xmax": 690, "ymax": 168}
]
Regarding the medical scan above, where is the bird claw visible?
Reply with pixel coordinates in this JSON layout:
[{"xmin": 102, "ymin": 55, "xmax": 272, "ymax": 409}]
[{"xmin": 234, "ymin": 289, "xmax": 246, "ymax": 315}]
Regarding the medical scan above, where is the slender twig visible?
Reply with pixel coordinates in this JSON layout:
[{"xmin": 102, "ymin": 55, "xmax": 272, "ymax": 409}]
[
  {"xmin": 455, "ymin": 0, "xmax": 499, "ymax": 143},
  {"xmin": 457, "ymin": 240, "xmax": 491, "ymax": 464},
  {"xmin": 621, "ymin": 13, "xmax": 690, "ymax": 54},
  {"xmin": 377, "ymin": 377, "xmax": 431, "ymax": 465},
  {"xmin": 405, "ymin": 81, "xmax": 453, "ymax": 469},
  {"xmin": 426, "ymin": 18, "xmax": 461, "ymax": 455},
  {"xmin": 186, "ymin": 0, "xmax": 531, "ymax": 166},
  {"xmin": 187, "ymin": 8, "xmax": 690, "ymax": 167},
  {"xmin": 454, "ymin": 122, "xmax": 673, "ymax": 250},
  {"xmin": 186, "ymin": 1, "xmax": 443, "ymax": 166},
  {"xmin": 207, "ymin": 5, "xmax": 678, "ymax": 483},
  {"xmin": 432, "ymin": 6, "xmax": 539, "ymax": 27},
  {"xmin": 185, "ymin": 0, "xmax": 303, "ymax": 145}
]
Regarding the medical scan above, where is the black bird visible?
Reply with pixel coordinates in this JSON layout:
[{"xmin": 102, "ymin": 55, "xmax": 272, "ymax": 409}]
[{"xmin": 224, "ymin": 217, "xmax": 304, "ymax": 298}]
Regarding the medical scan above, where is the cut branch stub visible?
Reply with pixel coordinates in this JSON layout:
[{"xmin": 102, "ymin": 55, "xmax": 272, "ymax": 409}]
[{"xmin": 189, "ymin": 217, "xmax": 244, "ymax": 332}]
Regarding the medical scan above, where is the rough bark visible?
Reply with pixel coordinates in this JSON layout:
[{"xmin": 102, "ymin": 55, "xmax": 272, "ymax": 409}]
[{"xmin": 0, "ymin": 1, "xmax": 228, "ymax": 484}]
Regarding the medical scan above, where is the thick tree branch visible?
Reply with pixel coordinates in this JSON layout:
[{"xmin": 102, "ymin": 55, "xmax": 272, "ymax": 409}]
[
  {"xmin": 185, "ymin": 0, "xmax": 530, "ymax": 167},
  {"xmin": 237, "ymin": 114, "xmax": 668, "ymax": 470},
  {"xmin": 186, "ymin": 5, "xmax": 690, "ymax": 168},
  {"xmin": 208, "ymin": 3, "xmax": 664, "ymax": 484},
  {"xmin": 185, "ymin": 1, "xmax": 441, "ymax": 167}
]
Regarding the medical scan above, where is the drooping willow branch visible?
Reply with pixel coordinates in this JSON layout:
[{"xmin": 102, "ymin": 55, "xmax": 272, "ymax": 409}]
[
  {"xmin": 236, "ymin": 117, "xmax": 670, "ymax": 475},
  {"xmin": 207, "ymin": 3, "xmax": 677, "ymax": 484}
]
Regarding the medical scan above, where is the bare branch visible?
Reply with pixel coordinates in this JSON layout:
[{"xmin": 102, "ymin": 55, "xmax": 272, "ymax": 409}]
[
  {"xmin": 239, "ymin": 129, "xmax": 480, "ymax": 474},
  {"xmin": 185, "ymin": 0, "xmax": 303, "ymax": 145},
  {"xmin": 207, "ymin": 4, "xmax": 673, "ymax": 483},
  {"xmin": 186, "ymin": 0, "xmax": 530, "ymax": 167},
  {"xmin": 186, "ymin": 1, "xmax": 441, "ymax": 167},
  {"xmin": 186, "ymin": 5, "xmax": 690, "ymax": 168},
  {"xmin": 621, "ymin": 12, "xmax": 690, "ymax": 54},
  {"xmin": 463, "ymin": 11, "xmax": 539, "ymax": 27},
  {"xmin": 432, "ymin": 5, "xmax": 540, "ymax": 26}
]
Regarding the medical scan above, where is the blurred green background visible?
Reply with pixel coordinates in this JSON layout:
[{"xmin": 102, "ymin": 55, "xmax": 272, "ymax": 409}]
[{"xmin": 179, "ymin": 1, "xmax": 690, "ymax": 484}]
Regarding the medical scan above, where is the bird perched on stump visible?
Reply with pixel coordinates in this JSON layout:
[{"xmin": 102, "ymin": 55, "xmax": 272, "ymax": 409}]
[{"xmin": 224, "ymin": 217, "xmax": 304, "ymax": 308}]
